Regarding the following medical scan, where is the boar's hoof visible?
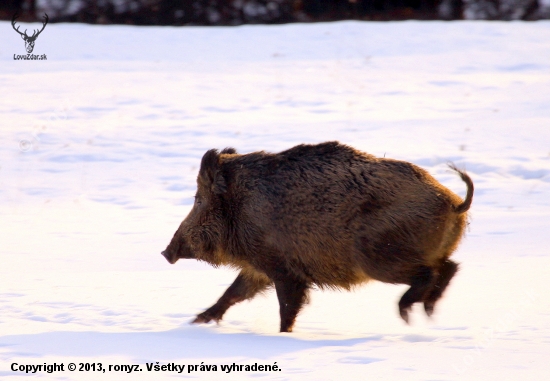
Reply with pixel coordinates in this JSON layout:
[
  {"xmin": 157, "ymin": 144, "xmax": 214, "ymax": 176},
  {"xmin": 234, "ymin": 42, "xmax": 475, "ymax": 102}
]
[
  {"xmin": 424, "ymin": 302, "xmax": 435, "ymax": 317},
  {"xmin": 192, "ymin": 311, "xmax": 221, "ymax": 325},
  {"xmin": 399, "ymin": 307, "xmax": 411, "ymax": 324}
]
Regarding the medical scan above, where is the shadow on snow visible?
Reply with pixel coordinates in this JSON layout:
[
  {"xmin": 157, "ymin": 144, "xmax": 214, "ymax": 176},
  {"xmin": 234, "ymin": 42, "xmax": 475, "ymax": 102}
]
[{"xmin": 1, "ymin": 326, "xmax": 382, "ymax": 360}]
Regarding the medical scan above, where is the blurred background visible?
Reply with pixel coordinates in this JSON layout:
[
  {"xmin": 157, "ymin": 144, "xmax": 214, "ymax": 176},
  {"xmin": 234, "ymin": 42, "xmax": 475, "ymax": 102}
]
[{"xmin": 2, "ymin": 0, "xmax": 550, "ymax": 24}]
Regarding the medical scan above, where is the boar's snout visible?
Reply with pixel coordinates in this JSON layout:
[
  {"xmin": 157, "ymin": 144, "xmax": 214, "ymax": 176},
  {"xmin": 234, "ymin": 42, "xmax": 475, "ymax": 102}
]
[
  {"xmin": 161, "ymin": 249, "xmax": 177, "ymax": 264},
  {"xmin": 162, "ymin": 232, "xmax": 195, "ymax": 264}
]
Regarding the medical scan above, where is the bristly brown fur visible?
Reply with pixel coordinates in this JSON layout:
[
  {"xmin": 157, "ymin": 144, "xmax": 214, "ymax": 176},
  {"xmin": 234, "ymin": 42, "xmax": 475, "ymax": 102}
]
[{"xmin": 161, "ymin": 141, "xmax": 473, "ymax": 332}]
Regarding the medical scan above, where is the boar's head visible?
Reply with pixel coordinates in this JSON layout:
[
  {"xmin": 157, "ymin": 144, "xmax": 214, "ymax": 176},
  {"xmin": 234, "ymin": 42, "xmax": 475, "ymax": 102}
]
[{"xmin": 161, "ymin": 148, "xmax": 233, "ymax": 265}]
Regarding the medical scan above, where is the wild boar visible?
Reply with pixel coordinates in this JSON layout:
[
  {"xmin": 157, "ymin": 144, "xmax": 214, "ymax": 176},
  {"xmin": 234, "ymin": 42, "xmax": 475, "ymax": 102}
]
[{"xmin": 161, "ymin": 141, "xmax": 473, "ymax": 332}]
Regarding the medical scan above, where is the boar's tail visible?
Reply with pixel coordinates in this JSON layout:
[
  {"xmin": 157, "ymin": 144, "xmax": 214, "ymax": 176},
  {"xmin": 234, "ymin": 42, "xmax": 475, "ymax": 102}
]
[{"xmin": 448, "ymin": 164, "xmax": 474, "ymax": 214}]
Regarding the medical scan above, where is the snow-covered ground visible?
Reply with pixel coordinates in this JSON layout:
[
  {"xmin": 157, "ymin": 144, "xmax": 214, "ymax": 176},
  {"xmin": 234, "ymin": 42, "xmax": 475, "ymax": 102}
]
[{"xmin": 1, "ymin": 20, "xmax": 550, "ymax": 380}]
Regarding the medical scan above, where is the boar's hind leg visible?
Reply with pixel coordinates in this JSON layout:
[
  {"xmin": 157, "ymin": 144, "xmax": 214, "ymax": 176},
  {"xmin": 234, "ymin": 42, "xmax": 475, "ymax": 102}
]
[
  {"xmin": 192, "ymin": 270, "xmax": 272, "ymax": 325},
  {"xmin": 274, "ymin": 278, "xmax": 310, "ymax": 333},
  {"xmin": 398, "ymin": 266, "xmax": 435, "ymax": 324},
  {"xmin": 423, "ymin": 260, "xmax": 459, "ymax": 317}
]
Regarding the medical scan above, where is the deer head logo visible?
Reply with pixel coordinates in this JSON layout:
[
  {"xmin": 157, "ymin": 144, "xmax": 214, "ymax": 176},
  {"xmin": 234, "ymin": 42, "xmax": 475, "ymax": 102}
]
[{"xmin": 12, "ymin": 13, "xmax": 49, "ymax": 54}]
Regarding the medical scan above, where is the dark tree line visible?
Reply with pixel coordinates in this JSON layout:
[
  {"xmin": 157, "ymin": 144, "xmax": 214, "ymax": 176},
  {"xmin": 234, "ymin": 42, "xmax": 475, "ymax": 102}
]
[
  {"xmin": 1, "ymin": 0, "xmax": 548, "ymax": 23},
  {"xmin": 1, "ymin": 0, "xmax": 32, "ymax": 20}
]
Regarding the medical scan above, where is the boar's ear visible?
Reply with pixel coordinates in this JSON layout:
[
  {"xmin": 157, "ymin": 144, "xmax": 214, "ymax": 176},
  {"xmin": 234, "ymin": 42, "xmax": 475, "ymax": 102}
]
[
  {"xmin": 221, "ymin": 147, "xmax": 237, "ymax": 155},
  {"xmin": 199, "ymin": 149, "xmax": 227, "ymax": 195}
]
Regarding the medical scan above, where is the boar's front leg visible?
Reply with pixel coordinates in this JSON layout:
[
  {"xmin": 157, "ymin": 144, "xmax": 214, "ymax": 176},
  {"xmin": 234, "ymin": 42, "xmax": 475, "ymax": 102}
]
[
  {"xmin": 192, "ymin": 269, "xmax": 272, "ymax": 325},
  {"xmin": 273, "ymin": 277, "xmax": 310, "ymax": 333}
]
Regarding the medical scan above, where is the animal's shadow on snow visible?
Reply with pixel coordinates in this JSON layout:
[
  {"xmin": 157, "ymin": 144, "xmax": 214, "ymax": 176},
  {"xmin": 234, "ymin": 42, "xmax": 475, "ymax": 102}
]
[{"xmin": 1, "ymin": 326, "xmax": 381, "ymax": 360}]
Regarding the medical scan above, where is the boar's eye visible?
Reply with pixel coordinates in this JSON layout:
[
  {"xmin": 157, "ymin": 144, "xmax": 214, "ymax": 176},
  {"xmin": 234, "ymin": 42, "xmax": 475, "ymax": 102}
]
[{"xmin": 194, "ymin": 196, "xmax": 202, "ymax": 206}]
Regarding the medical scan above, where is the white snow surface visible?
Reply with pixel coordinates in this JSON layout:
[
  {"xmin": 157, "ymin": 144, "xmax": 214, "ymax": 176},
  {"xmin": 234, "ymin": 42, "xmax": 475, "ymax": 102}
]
[{"xmin": 1, "ymin": 20, "xmax": 550, "ymax": 380}]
